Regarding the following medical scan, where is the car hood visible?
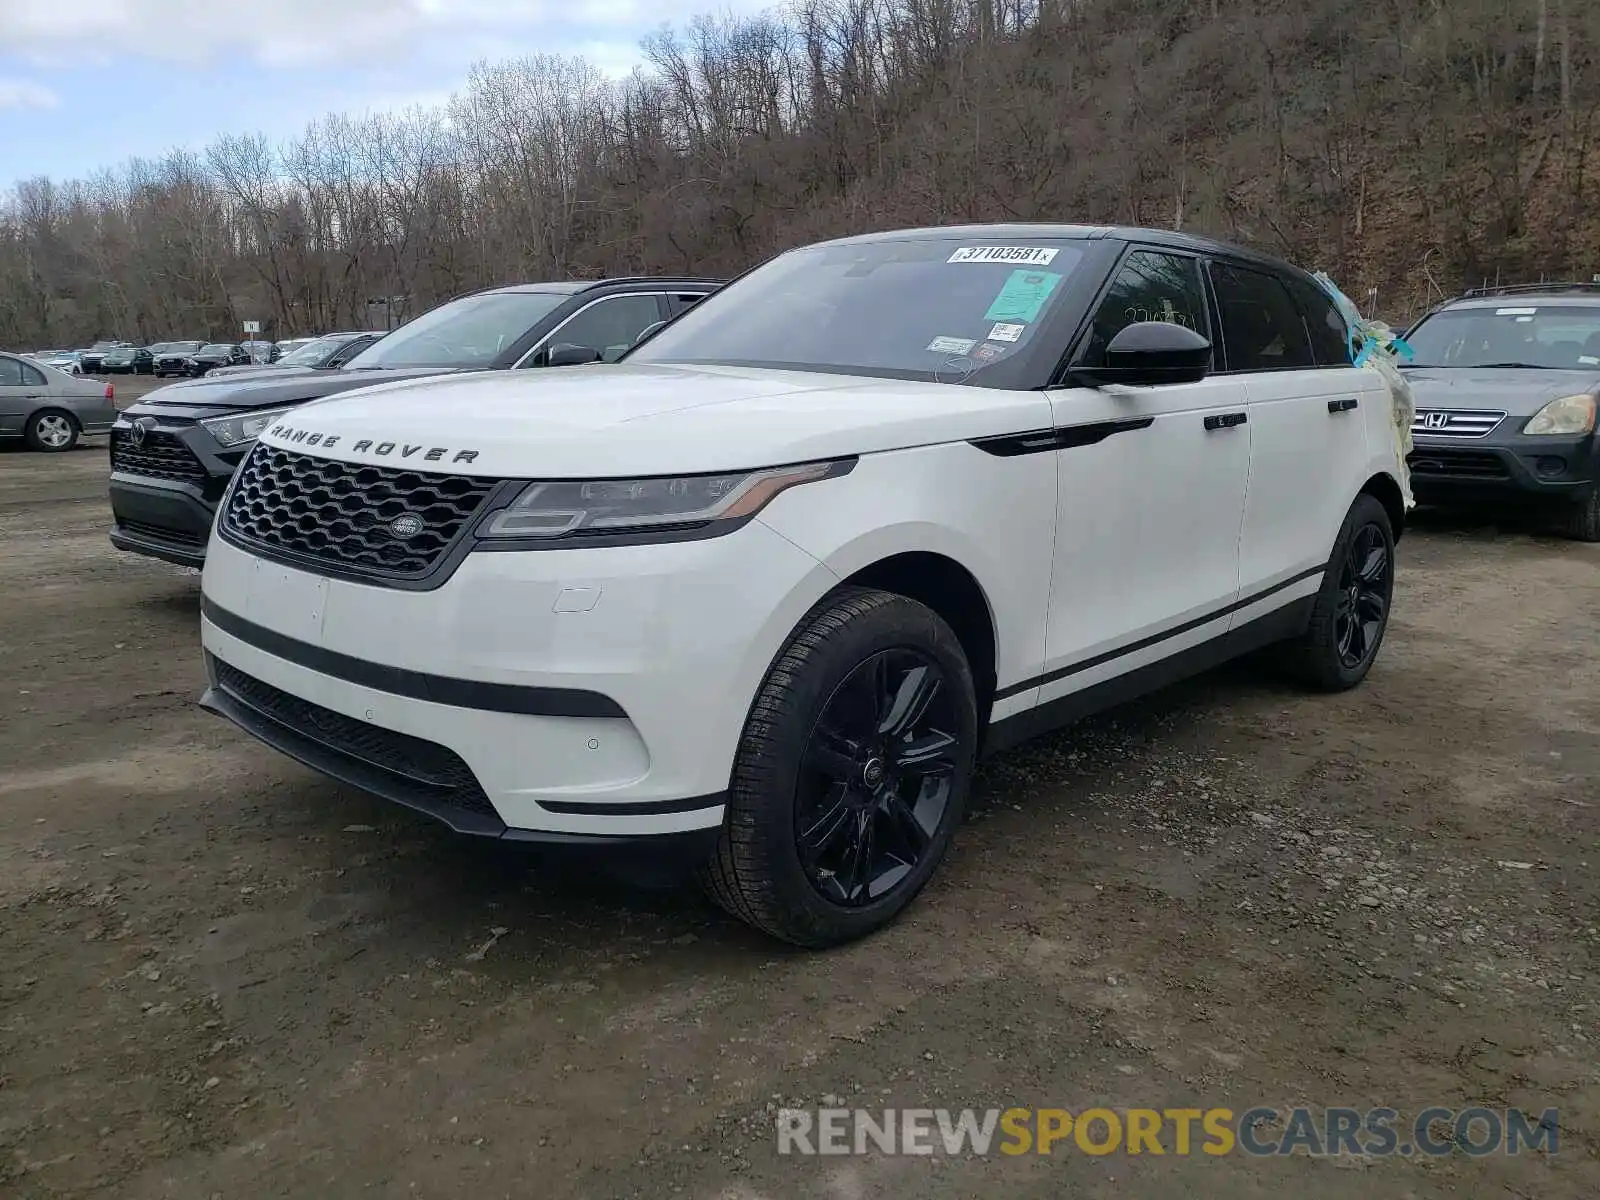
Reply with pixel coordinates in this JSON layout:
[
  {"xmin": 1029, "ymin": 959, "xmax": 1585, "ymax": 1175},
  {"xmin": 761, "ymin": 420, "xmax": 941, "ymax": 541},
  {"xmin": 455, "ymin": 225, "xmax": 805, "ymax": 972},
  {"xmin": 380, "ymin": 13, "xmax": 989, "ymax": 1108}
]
[
  {"xmin": 258, "ymin": 363, "xmax": 1054, "ymax": 478},
  {"xmin": 1402, "ymin": 367, "xmax": 1600, "ymax": 417},
  {"xmin": 137, "ymin": 366, "xmax": 461, "ymax": 411}
]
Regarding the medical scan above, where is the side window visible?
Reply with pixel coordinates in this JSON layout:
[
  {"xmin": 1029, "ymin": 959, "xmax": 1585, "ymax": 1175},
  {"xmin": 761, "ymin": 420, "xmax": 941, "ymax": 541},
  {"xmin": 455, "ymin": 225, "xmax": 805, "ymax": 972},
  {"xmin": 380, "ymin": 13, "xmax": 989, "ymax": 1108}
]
[
  {"xmin": 0, "ymin": 356, "xmax": 24, "ymax": 386},
  {"xmin": 1080, "ymin": 251, "xmax": 1210, "ymax": 368},
  {"xmin": 547, "ymin": 295, "xmax": 665, "ymax": 363},
  {"xmin": 21, "ymin": 362, "xmax": 47, "ymax": 386},
  {"xmin": 1284, "ymin": 275, "xmax": 1353, "ymax": 367},
  {"xmin": 1210, "ymin": 262, "xmax": 1315, "ymax": 371},
  {"xmin": 668, "ymin": 292, "xmax": 709, "ymax": 317}
]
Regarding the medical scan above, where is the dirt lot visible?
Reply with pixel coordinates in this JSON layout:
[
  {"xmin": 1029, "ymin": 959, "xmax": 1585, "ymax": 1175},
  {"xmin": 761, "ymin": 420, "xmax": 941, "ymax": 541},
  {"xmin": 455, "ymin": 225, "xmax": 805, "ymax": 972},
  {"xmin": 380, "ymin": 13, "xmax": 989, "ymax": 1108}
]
[{"xmin": 2, "ymin": 415, "xmax": 1598, "ymax": 1198}]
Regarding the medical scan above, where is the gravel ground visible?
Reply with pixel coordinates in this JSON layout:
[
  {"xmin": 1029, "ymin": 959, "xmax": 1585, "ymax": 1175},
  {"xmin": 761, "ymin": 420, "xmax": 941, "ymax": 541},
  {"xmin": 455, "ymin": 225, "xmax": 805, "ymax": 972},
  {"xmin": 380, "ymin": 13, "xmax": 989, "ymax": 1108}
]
[{"xmin": 1, "ymin": 428, "xmax": 1597, "ymax": 1198}]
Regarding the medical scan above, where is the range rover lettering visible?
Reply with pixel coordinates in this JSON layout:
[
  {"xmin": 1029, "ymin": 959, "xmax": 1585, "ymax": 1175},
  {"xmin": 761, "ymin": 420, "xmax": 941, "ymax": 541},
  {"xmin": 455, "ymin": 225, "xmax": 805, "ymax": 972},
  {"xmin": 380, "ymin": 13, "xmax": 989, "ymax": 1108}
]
[{"xmin": 196, "ymin": 224, "xmax": 1408, "ymax": 949}]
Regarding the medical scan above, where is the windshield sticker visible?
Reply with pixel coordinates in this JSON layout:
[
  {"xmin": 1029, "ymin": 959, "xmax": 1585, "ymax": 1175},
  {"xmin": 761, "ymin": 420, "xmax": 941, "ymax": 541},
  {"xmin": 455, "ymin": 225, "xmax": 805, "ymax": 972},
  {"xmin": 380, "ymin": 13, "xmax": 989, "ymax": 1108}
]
[
  {"xmin": 948, "ymin": 245, "xmax": 1059, "ymax": 266},
  {"xmin": 1495, "ymin": 307, "xmax": 1537, "ymax": 315},
  {"xmin": 926, "ymin": 335, "xmax": 978, "ymax": 355},
  {"xmin": 971, "ymin": 342, "xmax": 1008, "ymax": 363},
  {"xmin": 985, "ymin": 269, "xmax": 1063, "ymax": 324},
  {"xmin": 988, "ymin": 322, "xmax": 1025, "ymax": 343}
]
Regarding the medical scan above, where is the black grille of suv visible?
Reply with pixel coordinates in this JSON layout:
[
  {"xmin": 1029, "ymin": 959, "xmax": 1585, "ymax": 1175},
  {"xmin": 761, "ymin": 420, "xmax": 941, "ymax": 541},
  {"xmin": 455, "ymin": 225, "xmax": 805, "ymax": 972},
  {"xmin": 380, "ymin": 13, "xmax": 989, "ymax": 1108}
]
[
  {"xmin": 1406, "ymin": 448, "xmax": 1510, "ymax": 479},
  {"xmin": 110, "ymin": 428, "xmax": 207, "ymax": 482},
  {"xmin": 222, "ymin": 444, "xmax": 500, "ymax": 578},
  {"xmin": 212, "ymin": 660, "xmax": 499, "ymax": 819}
]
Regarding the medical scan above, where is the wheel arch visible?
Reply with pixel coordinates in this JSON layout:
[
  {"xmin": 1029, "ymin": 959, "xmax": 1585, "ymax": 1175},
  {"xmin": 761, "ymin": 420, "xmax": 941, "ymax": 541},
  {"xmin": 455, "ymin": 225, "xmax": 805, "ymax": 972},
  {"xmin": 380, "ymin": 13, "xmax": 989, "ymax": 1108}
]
[
  {"xmin": 1359, "ymin": 471, "xmax": 1407, "ymax": 542},
  {"xmin": 834, "ymin": 551, "xmax": 1000, "ymax": 727}
]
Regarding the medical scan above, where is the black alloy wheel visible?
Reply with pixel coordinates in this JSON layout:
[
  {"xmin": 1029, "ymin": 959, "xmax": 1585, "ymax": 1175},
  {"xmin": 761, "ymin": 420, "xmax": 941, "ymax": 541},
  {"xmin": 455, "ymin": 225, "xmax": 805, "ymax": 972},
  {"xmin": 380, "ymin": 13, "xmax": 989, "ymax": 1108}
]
[
  {"xmin": 796, "ymin": 649, "xmax": 959, "ymax": 906},
  {"xmin": 1333, "ymin": 522, "xmax": 1390, "ymax": 670}
]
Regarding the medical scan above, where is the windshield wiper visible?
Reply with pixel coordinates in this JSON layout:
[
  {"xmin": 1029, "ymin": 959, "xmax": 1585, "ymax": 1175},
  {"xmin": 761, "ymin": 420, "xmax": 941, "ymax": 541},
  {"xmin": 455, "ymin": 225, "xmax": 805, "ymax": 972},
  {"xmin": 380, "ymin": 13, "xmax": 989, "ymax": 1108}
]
[{"xmin": 1471, "ymin": 362, "xmax": 1548, "ymax": 369}]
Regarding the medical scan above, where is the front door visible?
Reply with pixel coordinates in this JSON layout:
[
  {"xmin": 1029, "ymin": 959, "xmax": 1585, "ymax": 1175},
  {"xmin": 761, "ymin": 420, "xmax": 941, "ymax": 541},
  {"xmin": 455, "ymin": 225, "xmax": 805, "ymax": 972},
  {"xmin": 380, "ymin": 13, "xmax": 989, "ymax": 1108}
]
[{"xmin": 1036, "ymin": 248, "xmax": 1251, "ymax": 707}]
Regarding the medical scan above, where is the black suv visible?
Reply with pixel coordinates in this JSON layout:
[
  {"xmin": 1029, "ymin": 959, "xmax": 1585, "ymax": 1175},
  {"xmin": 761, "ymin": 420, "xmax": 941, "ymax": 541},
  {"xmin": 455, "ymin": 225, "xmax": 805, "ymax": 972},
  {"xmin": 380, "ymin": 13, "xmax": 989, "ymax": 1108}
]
[
  {"xmin": 109, "ymin": 277, "xmax": 722, "ymax": 567},
  {"xmin": 1402, "ymin": 283, "xmax": 1600, "ymax": 540}
]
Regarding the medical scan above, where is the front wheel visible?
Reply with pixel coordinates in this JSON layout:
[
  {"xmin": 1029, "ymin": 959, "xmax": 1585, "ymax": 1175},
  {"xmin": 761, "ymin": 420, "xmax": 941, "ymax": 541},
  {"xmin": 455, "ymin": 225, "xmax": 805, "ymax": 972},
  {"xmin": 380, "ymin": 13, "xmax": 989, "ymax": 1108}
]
[
  {"xmin": 701, "ymin": 588, "xmax": 978, "ymax": 948},
  {"xmin": 1282, "ymin": 494, "xmax": 1395, "ymax": 691},
  {"xmin": 1557, "ymin": 487, "xmax": 1600, "ymax": 542}
]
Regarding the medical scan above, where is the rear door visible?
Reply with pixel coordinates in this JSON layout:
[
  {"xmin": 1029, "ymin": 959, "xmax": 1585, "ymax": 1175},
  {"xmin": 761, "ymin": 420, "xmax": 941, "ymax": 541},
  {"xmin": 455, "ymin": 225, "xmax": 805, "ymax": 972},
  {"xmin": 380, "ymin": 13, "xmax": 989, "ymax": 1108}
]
[{"xmin": 0, "ymin": 354, "xmax": 41, "ymax": 436}]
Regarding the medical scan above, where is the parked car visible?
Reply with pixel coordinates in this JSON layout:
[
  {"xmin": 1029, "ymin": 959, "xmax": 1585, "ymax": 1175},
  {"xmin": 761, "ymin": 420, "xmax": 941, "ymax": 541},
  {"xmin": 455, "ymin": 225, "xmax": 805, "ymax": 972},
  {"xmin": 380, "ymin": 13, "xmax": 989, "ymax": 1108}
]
[
  {"xmin": 192, "ymin": 224, "xmax": 1406, "ymax": 947},
  {"xmin": 182, "ymin": 343, "xmax": 252, "ymax": 377},
  {"xmin": 79, "ymin": 341, "xmax": 132, "ymax": 373},
  {"xmin": 1401, "ymin": 282, "xmax": 1600, "ymax": 540},
  {"xmin": 239, "ymin": 340, "xmax": 280, "ymax": 365},
  {"xmin": 152, "ymin": 341, "xmax": 207, "ymax": 377},
  {"xmin": 205, "ymin": 331, "xmax": 385, "ymax": 380},
  {"xmin": 274, "ymin": 337, "xmax": 316, "ymax": 358},
  {"xmin": 109, "ymin": 278, "xmax": 719, "ymax": 567},
  {"xmin": 101, "ymin": 345, "xmax": 156, "ymax": 375},
  {"xmin": 0, "ymin": 350, "xmax": 118, "ymax": 451},
  {"xmin": 40, "ymin": 350, "xmax": 83, "ymax": 375}
]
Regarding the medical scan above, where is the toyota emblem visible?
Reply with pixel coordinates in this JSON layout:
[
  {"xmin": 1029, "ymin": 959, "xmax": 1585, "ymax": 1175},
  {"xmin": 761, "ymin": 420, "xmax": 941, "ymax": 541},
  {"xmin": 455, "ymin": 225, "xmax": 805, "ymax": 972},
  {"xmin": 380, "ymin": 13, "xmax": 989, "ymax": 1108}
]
[
  {"xmin": 388, "ymin": 513, "xmax": 425, "ymax": 539},
  {"xmin": 128, "ymin": 416, "xmax": 155, "ymax": 447},
  {"xmin": 1421, "ymin": 411, "xmax": 1451, "ymax": 430}
]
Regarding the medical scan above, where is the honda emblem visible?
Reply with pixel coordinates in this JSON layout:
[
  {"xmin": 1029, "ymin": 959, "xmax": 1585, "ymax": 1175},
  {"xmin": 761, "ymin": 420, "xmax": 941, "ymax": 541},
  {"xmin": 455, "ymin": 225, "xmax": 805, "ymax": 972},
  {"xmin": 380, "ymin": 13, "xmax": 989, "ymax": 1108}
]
[{"xmin": 1421, "ymin": 411, "xmax": 1451, "ymax": 430}]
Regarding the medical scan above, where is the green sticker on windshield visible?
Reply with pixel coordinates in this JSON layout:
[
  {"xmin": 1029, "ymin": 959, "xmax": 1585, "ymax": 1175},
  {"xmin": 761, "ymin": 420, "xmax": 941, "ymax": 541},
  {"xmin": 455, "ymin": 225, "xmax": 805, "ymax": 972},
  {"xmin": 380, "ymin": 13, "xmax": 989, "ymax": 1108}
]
[{"xmin": 985, "ymin": 269, "xmax": 1062, "ymax": 324}]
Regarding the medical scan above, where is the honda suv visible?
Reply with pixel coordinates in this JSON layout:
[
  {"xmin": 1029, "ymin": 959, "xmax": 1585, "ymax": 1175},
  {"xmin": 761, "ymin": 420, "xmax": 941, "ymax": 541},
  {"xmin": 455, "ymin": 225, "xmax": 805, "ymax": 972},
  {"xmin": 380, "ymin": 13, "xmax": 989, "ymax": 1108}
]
[
  {"xmin": 1401, "ymin": 283, "xmax": 1600, "ymax": 540},
  {"xmin": 109, "ymin": 277, "xmax": 720, "ymax": 567},
  {"xmin": 195, "ymin": 225, "xmax": 1408, "ymax": 948}
]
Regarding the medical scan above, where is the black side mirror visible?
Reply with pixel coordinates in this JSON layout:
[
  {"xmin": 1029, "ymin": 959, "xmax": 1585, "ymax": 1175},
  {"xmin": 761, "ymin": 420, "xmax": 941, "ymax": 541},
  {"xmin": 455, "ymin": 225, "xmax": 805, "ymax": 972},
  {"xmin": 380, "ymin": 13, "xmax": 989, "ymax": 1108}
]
[
  {"xmin": 547, "ymin": 343, "xmax": 603, "ymax": 367},
  {"xmin": 1071, "ymin": 322, "xmax": 1212, "ymax": 388}
]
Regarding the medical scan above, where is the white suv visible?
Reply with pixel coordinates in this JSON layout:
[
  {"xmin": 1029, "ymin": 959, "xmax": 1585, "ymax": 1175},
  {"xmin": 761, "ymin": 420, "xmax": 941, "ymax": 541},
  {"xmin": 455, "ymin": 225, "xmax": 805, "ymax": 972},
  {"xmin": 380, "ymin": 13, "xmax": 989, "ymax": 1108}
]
[{"xmin": 197, "ymin": 225, "xmax": 1407, "ymax": 947}]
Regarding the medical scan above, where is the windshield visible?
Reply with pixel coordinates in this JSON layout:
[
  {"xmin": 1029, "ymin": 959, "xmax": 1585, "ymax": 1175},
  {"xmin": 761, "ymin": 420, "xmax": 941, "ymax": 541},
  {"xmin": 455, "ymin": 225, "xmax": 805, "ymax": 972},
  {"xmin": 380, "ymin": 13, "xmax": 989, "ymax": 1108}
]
[
  {"xmin": 200, "ymin": 344, "xmax": 233, "ymax": 355},
  {"xmin": 278, "ymin": 336, "xmax": 344, "ymax": 366},
  {"xmin": 627, "ymin": 237, "xmax": 1087, "ymax": 382},
  {"xmin": 343, "ymin": 292, "xmax": 566, "ymax": 369},
  {"xmin": 1406, "ymin": 305, "xmax": 1600, "ymax": 369}
]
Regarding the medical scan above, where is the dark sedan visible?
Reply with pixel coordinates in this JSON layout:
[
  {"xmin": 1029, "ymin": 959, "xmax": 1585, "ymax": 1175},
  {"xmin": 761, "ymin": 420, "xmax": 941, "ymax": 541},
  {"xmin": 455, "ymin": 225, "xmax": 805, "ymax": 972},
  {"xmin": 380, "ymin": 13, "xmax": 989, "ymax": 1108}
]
[
  {"xmin": 109, "ymin": 276, "xmax": 721, "ymax": 567},
  {"xmin": 101, "ymin": 345, "xmax": 155, "ymax": 374},
  {"xmin": 79, "ymin": 341, "xmax": 131, "ymax": 373},
  {"xmin": 183, "ymin": 344, "xmax": 252, "ymax": 377}
]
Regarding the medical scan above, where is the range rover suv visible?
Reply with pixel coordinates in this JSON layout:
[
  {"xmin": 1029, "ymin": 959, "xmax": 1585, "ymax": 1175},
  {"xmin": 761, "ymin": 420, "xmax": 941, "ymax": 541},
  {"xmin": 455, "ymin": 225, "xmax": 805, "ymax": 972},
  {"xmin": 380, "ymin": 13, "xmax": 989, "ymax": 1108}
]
[
  {"xmin": 1400, "ymin": 283, "xmax": 1600, "ymax": 540},
  {"xmin": 196, "ymin": 224, "xmax": 1407, "ymax": 948},
  {"xmin": 109, "ymin": 277, "xmax": 720, "ymax": 567}
]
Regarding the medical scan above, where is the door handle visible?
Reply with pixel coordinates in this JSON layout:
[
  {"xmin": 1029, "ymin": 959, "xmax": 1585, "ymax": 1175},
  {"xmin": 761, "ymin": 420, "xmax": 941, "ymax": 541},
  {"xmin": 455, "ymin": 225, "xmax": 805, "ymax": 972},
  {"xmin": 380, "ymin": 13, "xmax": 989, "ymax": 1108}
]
[
  {"xmin": 1203, "ymin": 412, "xmax": 1248, "ymax": 431},
  {"xmin": 1328, "ymin": 398, "xmax": 1359, "ymax": 413}
]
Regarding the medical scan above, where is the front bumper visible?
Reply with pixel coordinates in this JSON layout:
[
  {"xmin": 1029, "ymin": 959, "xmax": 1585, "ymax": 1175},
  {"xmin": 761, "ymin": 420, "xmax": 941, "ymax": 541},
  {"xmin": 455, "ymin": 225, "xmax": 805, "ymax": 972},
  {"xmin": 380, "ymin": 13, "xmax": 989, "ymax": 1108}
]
[
  {"xmin": 1408, "ymin": 427, "xmax": 1598, "ymax": 504},
  {"xmin": 108, "ymin": 411, "xmax": 250, "ymax": 566},
  {"xmin": 197, "ymin": 520, "xmax": 841, "ymax": 842}
]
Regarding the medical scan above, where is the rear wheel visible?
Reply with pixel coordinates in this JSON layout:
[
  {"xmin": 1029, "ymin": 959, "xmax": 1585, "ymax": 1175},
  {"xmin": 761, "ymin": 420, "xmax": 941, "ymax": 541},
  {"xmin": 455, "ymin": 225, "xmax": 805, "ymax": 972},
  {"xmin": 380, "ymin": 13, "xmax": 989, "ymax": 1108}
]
[
  {"xmin": 25, "ymin": 409, "xmax": 79, "ymax": 453},
  {"xmin": 1282, "ymin": 494, "xmax": 1394, "ymax": 691},
  {"xmin": 1557, "ymin": 487, "xmax": 1600, "ymax": 542},
  {"xmin": 701, "ymin": 588, "xmax": 978, "ymax": 948}
]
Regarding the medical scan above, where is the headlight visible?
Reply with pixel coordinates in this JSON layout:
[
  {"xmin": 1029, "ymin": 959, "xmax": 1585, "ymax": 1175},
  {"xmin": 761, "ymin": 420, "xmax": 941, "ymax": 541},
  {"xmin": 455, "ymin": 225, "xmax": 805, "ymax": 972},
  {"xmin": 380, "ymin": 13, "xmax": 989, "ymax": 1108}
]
[
  {"xmin": 478, "ymin": 460, "xmax": 854, "ymax": 541},
  {"xmin": 1524, "ymin": 393, "xmax": 1597, "ymax": 436},
  {"xmin": 200, "ymin": 405, "xmax": 298, "ymax": 448}
]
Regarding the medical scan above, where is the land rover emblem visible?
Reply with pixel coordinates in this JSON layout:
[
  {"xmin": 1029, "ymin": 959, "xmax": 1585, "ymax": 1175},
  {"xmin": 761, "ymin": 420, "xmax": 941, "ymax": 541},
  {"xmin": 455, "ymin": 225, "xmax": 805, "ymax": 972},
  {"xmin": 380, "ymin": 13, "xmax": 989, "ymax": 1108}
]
[{"xmin": 388, "ymin": 513, "xmax": 425, "ymax": 539}]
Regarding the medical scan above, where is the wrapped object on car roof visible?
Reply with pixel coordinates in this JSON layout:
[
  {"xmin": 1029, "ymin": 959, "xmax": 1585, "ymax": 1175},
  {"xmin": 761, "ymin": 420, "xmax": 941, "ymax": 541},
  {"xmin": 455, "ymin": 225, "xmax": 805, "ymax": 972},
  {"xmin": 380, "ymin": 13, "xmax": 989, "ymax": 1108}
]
[{"xmin": 1313, "ymin": 271, "xmax": 1416, "ymax": 508}]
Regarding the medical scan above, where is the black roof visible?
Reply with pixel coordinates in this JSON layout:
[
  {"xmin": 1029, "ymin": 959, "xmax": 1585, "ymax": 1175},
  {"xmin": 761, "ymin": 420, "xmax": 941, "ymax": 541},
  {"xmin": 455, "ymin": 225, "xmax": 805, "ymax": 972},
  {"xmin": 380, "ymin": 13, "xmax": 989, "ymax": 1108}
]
[
  {"xmin": 813, "ymin": 223, "xmax": 1312, "ymax": 280},
  {"xmin": 477, "ymin": 275, "xmax": 725, "ymax": 297}
]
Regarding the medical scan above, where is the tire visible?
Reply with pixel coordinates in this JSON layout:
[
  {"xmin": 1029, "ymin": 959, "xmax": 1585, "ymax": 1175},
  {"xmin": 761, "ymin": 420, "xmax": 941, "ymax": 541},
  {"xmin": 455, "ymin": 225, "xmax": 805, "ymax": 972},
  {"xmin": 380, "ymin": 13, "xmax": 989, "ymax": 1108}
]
[
  {"xmin": 1557, "ymin": 487, "xmax": 1600, "ymax": 542},
  {"xmin": 701, "ymin": 587, "xmax": 978, "ymax": 948},
  {"xmin": 25, "ymin": 409, "xmax": 79, "ymax": 453},
  {"xmin": 1282, "ymin": 494, "xmax": 1395, "ymax": 691}
]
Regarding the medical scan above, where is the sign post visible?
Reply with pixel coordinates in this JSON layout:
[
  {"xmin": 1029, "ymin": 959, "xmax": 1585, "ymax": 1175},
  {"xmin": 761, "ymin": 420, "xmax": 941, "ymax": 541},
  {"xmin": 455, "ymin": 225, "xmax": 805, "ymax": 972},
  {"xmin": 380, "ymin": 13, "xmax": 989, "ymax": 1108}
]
[{"xmin": 242, "ymin": 320, "xmax": 262, "ymax": 363}]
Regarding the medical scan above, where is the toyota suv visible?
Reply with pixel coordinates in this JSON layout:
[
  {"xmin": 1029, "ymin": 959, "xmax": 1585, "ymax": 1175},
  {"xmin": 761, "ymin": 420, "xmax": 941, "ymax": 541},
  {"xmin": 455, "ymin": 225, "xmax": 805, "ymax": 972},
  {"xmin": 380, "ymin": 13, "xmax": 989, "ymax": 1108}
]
[
  {"xmin": 1401, "ymin": 284, "xmax": 1600, "ymax": 539},
  {"xmin": 109, "ymin": 277, "xmax": 720, "ymax": 567},
  {"xmin": 195, "ymin": 224, "xmax": 1407, "ymax": 948}
]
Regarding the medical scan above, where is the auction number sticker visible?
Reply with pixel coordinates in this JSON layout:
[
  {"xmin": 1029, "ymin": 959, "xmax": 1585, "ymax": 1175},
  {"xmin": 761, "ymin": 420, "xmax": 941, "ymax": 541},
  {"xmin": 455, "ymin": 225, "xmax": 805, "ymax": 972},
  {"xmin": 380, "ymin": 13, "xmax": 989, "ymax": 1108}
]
[{"xmin": 948, "ymin": 245, "xmax": 1059, "ymax": 266}]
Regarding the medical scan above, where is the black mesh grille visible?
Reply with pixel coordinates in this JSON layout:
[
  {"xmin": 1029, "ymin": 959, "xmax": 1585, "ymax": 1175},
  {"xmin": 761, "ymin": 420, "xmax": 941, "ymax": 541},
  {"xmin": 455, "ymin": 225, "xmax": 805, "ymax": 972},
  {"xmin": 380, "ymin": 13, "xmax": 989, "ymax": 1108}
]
[
  {"xmin": 119, "ymin": 519, "xmax": 206, "ymax": 547},
  {"xmin": 221, "ymin": 444, "xmax": 500, "ymax": 578},
  {"xmin": 111, "ymin": 428, "xmax": 207, "ymax": 482},
  {"xmin": 1407, "ymin": 448, "xmax": 1510, "ymax": 479},
  {"xmin": 213, "ymin": 660, "xmax": 499, "ymax": 817}
]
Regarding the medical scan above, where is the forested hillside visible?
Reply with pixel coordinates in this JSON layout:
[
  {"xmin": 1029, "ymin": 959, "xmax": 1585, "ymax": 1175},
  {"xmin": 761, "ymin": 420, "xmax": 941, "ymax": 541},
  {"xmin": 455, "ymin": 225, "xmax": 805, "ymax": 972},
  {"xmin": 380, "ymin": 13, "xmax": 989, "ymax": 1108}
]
[{"xmin": 2, "ymin": 0, "xmax": 1596, "ymax": 346}]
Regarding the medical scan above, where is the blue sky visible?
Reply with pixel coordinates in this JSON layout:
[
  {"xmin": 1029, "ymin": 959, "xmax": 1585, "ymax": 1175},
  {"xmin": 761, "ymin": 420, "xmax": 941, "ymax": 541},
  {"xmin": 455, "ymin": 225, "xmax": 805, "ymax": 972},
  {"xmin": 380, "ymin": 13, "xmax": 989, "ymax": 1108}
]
[{"xmin": 0, "ymin": 0, "xmax": 761, "ymax": 186}]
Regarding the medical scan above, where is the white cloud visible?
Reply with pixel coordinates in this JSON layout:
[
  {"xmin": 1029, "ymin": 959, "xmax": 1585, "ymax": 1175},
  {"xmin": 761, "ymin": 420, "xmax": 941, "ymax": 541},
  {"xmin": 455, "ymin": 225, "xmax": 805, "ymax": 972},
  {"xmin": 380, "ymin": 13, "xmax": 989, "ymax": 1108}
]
[
  {"xmin": 0, "ymin": 76, "xmax": 57, "ymax": 109},
  {"xmin": 0, "ymin": 0, "xmax": 764, "ymax": 70}
]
